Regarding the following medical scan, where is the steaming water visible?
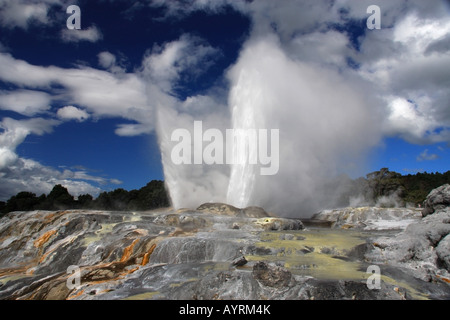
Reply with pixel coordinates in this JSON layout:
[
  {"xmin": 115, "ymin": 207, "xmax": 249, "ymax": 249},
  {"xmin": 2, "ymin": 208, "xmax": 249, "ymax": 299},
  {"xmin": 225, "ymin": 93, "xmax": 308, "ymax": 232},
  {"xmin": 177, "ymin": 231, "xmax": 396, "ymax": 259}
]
[{"xmin": 226, "ymin": 69, "xmax": 261, "ymax": 208}]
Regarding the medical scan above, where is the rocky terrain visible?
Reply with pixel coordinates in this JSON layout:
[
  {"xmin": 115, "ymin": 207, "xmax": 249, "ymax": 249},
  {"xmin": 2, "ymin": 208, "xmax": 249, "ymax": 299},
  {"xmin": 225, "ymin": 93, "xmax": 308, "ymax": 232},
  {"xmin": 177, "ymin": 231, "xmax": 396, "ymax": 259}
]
[{"xmin": 0, "ymin": 185, "xmax": 449, "ymax": 300}]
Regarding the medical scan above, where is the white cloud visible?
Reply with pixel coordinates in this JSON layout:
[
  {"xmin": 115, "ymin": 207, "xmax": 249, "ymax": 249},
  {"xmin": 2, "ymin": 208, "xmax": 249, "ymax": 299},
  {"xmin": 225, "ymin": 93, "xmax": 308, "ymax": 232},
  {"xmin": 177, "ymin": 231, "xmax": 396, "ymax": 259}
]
[
  {"xmin": 0, "ymin": 117, "xmax": 121, "ymax": 200},
  {"xmin": 384, "ymin": 97, "xmax": 442, "ymax": 144},
  {"xmin": 356, "ymin": 10, "xmax": 450, "ymax": 144},
  {"xmin": 110, "ymin": 178, "xmax": 123, "ymax": 185},
  {"xmin": 147, "ymin": 0, "xmax": 244, "ymax": 19},
  {"xmin": 57, "ymin": 106, "xmax": 90, "ymax": 122},
  {"xmin": 61, "ymin": 25, "xmax": 103, "ymax": 43},
  {"xmin": 0, "ymin": 117, "xmax": 59, "ymax": 151},
  {"xmin": 0, "ymin": 52, "xmax": 151, "ymax": 128},
  {"xmin": 98, "ymin": 51, "xmax": 116, "ymax": 69},
  {"xmin": 417, "ymin": 149, "xmax": 439, "ymax": 162},
  {"xmin": 0, "ymin": 157, "xmax": 104, "ymax": 200},
  {"xmin": 141, "ymin": 34, "xmax": 221, "ymax": 92},
  {"xmin": 98, "ymin": 51, "xmax": 126, "ymax": 74},
  {"xmin": 0, "ymin": 147, "xmax": 17, "ymax": 169},
  {"xmin": 115, "ymin": 123, "xmax": 151, "ymax": 137},
  {"xmin": 0, "ymin": 0, "xmax": 52, "ymax": 29},
  {"xmin": 147, "ymin": 1, "xmax": 450, "ymax": 148},
  {"xmin": 0, "ymin": 90, "xmax": 51, "ymax": 116}
]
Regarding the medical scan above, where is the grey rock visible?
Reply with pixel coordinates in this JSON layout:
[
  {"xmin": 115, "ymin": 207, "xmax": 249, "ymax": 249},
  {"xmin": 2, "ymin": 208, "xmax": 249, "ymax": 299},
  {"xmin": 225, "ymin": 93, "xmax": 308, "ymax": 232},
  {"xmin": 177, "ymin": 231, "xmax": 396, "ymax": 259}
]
[
  {"xmin": 241, "ymin": 206, "xmax": 271, "ymax": 218},
  {"xmin": 304, "ymin": 279, "xmax": 406, "ymax": 300},
  {"xmin": 186, "ymin": 269, "xmax": 262, "ymax": 300},
  {"xmin": 196, "ymin": 203, "xmax": 242, "ymax": 216},
  {"xmin": 279, "ymin": 234, "xmax": 295, "ymax": 240},
  {"xmin": 252, "ymin": 261, "xmax": 292, "ymax": 288},
  {"xmin": 312, "ymin": 207, "xmax": 421, "ymax": 230},
  {"xmin": 436, "ymin": 234, "xmax": 450, "ymax": 271},
  {"xmin": 422, "ymin": 184, "xmax": 450, "ymax": 217},
  {"xmin": 255, "ymin": 217, "xmax": 304, "ymax": 231},
  {"xmin": 196, "ymin": 203, "xmax": 270, "ymax": 218},
  {"xmin": 231, "ymin": 256, "xmax": 247, "ymax": 267},
  {"xmin": 366, "ymin": 208, "xmax": 450, "ymax": 281}
]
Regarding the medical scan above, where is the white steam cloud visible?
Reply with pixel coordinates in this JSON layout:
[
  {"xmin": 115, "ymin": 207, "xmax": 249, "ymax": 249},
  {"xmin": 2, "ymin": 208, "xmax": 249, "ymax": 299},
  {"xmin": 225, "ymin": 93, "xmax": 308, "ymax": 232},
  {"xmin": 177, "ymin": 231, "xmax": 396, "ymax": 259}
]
[
  {"xmin": 226, "ymin": 36, "xmax": 382, "ymax": 216},
  {"xmin": 152, "ymin": 34, "xmax": 382, "ymax": 217},
  {"xmin": 150, "ymin": 0, "xmax": 450, "ymax": 217}
]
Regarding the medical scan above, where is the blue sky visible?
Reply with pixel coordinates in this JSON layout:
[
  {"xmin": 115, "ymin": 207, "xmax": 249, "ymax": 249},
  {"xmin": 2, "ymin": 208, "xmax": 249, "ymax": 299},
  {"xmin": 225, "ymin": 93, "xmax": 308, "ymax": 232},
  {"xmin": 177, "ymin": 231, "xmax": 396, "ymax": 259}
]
[{"xmin": 0, "ymin": 0, "xmax": 449, "ymax": 204}]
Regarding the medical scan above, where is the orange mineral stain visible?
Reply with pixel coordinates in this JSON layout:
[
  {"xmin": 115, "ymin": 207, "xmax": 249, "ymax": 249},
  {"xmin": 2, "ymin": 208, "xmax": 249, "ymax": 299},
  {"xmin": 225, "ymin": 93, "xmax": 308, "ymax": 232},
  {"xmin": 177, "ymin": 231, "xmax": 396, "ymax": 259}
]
[
  {"xmin": 67, "ymin": 289, "xmax": 85, "ymax": 300},
  {"xmin": 34, "ymin": 230, "xmax": 57, "ymax": 248},
  {"xmin": 120, "ymin": 239, "xmax": 140, "ymax": 262},
  {"xmin": 436, "ymin": 275, "xmax": 450, "ymax": 283},
  {"xmin": 141, "ymin": 244, "xmax": 157, "ymax": 266}
]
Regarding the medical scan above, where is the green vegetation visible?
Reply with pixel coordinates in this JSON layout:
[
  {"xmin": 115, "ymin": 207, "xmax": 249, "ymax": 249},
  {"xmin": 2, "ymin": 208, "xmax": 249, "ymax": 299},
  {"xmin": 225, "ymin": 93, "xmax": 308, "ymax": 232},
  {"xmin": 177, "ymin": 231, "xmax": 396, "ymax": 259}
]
[{"xmin": 0, "ymin": 180, "xmax": 170, "ymax": 216}]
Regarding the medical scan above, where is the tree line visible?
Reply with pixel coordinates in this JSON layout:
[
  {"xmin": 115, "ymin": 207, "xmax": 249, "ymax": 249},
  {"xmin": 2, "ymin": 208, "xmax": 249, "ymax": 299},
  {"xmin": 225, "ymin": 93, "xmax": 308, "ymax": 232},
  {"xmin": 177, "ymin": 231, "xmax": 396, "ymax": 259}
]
[
  {"xmin": 1, "ymin": 169, "xmax": 449, "ymax": 217},
  {"xmin": 0, "ymin": 180, "xmax": 170, "ymax": 216},
  {"xmin": 338, "ymin": 168, "xmax": 450, "ymax": 207}
]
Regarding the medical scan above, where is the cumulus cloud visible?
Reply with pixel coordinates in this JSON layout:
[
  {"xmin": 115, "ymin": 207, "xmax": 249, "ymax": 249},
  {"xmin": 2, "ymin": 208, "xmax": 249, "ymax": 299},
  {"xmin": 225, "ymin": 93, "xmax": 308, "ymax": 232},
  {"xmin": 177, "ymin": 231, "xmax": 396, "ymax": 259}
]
[
  {"xmin": 0, "ymin": 0, "xmax": 54, "ymax": 29},
  {"xmin": 115, "ymin": 123, "xmax": 151, "ymax": 137},
  {"xmin": 147, "ymin": 0, "xmax": 245, "ymax": 19},
  {"xmin": 61, "ymin": 25, "xmax": 103, "ymax": 43},
  {"xmin": 0, "ymin": 52, "xmax": 151, "ymax": 128},
  {"xmin": 417, "ymin": 149, "xmax": 440, "ymax": 162},
  {"xmin": 57, "ymin": 106, "xmax": 90, "ymax": 122},
  {"xmin": 98, "ymin": 51, "xmax": 126, "ymax": 74},
  {"xmin": 0, "ymin": 117, "xmax": 121, "ymax": 200},
  {"xmin": 0, "ymin": 117, "xmax": 59, "ymax": 151},
  {"xmin": 357, "ymin": 8, "xmax": 450, "ymax": 145},
  {"xmin": 0, "ymin": 117, "xmax": 55, "ymax": 198},
  {"xmin": 0, "ymin": 157, "xmax": 104, "ymax": 200},
  {"xmin": 141, "ymin": 34, "xmax": 221, "ymax": 93},
  {"xmin": 98, "ymin": 51, "xmax": 116, "ymax": 69},
  {"xmin": 0, "ymin": 90, "xmax": 51, "ymax": 116}
]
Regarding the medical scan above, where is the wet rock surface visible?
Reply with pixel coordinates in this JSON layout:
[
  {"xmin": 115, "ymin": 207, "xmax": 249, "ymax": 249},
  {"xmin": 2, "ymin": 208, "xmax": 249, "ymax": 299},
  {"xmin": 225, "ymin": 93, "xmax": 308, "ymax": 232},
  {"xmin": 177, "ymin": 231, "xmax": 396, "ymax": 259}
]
[
  {"xmin": 0, "ymin": 197, "xmax": 449, "ymax": 300},
  {"xmin": 312, "ymin": 207, "xmax": 422, "ymax": 230},
  {"xmin": 365, "ymin": 189, "xmax": 450, "ymax": 284}
]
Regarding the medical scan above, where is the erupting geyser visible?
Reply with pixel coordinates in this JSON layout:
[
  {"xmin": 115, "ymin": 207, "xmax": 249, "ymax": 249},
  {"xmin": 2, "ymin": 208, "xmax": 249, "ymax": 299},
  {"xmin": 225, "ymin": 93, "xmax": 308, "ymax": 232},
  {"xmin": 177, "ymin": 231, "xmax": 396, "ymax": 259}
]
[
  {"xmin": 227, "ymin": 69, "xmax": 264, "ymax": 208},
  {"xmin": 155, "ymin": 35, "xmax": 382, "ymax": 217}
]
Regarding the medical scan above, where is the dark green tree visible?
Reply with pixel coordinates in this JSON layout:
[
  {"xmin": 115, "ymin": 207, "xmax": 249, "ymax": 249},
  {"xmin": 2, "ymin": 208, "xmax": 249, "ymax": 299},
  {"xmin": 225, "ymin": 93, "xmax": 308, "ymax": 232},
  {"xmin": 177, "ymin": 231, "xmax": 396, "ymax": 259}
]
[
  {"xmin": 46, "ymin": 185, "xmax": 75, "ymax": 210},
  {"xmin": 77, "ymin": 194, "xmax": 93, "ymax": 209},
  {"xmin": 92, "ymin": 191, "xmax": 112, "ymax": 210},
  {"xmin": 3, "ymin": 192, "xmax": 40, "ymax": 213}
]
